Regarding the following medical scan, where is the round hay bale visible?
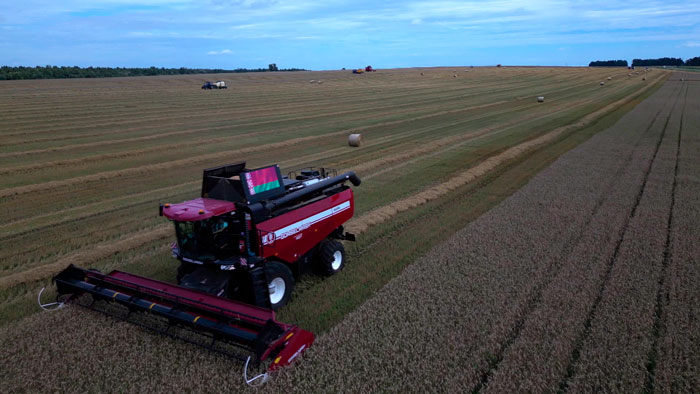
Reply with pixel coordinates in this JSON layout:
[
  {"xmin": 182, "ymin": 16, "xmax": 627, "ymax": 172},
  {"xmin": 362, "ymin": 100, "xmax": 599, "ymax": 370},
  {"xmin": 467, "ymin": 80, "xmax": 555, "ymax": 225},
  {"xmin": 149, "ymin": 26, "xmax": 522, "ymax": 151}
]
[
  {"xmin": 348, "ymin": 133, "xmax": 363, "ymax": 147},
  {"xmin": 607, "ymin": 76, "xmax": 612, "ymax": 80},
  {"xmin": 600, "ymin": 81, "xmax": 605, "ymax": 86},
  {"xmin": 420, "ymin": 72, "xmax": 424, "ymax": 76},
  {"xmin": 317, "ymin": 80, "xmax": 323, "ymax": 84},
  {"xmin": 537, "ymin": 96, "xmax": 545, "ymax": 103}
]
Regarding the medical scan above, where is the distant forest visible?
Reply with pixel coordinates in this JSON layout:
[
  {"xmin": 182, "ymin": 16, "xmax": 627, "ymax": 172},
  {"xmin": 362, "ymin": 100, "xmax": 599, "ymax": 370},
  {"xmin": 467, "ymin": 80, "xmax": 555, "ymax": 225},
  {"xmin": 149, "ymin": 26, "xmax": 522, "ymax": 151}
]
[
  {"xmin": 590, "ymin": 57, "xmax": 700, "ymax": 67},
  {"xmin": 0, "ymin": 65, "xmax": 305, "ymax": 80},
  {"xmin": 632, "ymin": 57, "xmax": 684, "ymax": 67},
  {"xmin": 589, "ymin": 60, "xmax": 628, "ymax": 67}
]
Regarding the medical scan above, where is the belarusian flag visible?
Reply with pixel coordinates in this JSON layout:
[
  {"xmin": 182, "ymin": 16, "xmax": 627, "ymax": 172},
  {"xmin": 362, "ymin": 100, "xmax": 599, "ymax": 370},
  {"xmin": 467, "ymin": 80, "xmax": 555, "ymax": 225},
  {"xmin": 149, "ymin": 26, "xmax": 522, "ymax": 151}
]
[{"xmin": 246, "ymin": 167, "xmax": 280, "ymax": 195}]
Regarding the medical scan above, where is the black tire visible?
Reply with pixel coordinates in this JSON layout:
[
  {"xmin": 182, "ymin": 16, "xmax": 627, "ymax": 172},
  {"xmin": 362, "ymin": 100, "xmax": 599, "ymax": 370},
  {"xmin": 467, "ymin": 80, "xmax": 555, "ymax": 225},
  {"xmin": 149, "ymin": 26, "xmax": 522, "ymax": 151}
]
[
  {"xmin": 176, "ymin": 262, "xmax": 196, "ymax": 283},
  {"xmin": 316, "ymin": 239, "xmax": 346, "ymax": 276},
  {"xmin": 265, "ymin": 261, "xmax": 294, "ymax": 310}
]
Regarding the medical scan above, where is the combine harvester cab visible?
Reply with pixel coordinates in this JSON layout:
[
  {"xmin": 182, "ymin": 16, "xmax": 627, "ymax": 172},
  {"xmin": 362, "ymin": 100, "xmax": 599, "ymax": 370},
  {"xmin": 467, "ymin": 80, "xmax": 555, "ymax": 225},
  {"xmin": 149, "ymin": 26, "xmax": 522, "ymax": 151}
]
[{"xmin": 47, "ymin": 161, "xmax": 360, "ymax": 380}]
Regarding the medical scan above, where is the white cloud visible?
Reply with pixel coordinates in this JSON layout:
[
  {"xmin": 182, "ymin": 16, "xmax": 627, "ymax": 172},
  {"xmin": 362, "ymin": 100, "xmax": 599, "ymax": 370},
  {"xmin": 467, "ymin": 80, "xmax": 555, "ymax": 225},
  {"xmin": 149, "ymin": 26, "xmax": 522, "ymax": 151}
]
[
  {"xmin": 683, "ymin": 41, "xmax": 700, "ymax": 47},
  {"xmin": 207, "ymin": 49, "xmax": 233, "ymax": 55},
  {"xmin": 229, "ymin": 23, "xmax": 260, "ymax": 30}
]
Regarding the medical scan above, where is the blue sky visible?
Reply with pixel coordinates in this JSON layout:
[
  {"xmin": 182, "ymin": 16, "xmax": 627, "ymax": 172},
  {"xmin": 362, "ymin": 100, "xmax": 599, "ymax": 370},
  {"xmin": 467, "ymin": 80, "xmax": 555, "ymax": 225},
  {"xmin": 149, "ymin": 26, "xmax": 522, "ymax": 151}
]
[{"xmin": 1, "ymin": 1, "xmax": 699, "ymax": 69}]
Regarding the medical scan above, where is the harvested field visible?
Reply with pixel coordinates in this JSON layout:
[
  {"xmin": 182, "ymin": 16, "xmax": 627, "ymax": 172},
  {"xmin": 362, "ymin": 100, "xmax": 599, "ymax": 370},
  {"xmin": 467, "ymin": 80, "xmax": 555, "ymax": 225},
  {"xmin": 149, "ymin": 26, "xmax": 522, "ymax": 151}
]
[
  {"xmin": 1, "ymin": 67, "xmax": 661, "ymax": 321},
  {"xmin": 3, "ymin": 67, "xmax": 695, "ymax": 392}
]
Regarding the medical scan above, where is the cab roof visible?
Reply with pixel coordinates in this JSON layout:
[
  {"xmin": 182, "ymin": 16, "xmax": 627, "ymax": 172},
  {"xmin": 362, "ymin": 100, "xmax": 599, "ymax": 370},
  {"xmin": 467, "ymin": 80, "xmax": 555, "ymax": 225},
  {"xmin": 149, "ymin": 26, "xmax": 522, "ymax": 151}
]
[{"xmin": 162, "ymin": 198, "xmax": 236, "ymax": 222}]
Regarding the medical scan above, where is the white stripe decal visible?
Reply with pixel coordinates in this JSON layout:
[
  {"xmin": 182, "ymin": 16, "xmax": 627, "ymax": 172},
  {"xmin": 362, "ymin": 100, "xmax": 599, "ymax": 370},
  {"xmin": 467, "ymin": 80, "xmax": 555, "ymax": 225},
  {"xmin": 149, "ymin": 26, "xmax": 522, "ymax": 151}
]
[{"xmin": 264, "ymin": 201, "xmax": 350, "ymax": 244}]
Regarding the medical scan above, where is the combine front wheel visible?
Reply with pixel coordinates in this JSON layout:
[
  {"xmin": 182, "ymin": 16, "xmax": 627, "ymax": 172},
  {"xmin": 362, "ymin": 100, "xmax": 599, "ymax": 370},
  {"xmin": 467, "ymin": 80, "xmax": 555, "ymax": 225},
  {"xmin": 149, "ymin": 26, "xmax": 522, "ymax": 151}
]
[
  {"xmin": 317, "ymin": 240, "xmax": 346, "ymax": 276},
  {"xmin": 265, "ymin": 261, "xmax": 294, "ymax": 310}
]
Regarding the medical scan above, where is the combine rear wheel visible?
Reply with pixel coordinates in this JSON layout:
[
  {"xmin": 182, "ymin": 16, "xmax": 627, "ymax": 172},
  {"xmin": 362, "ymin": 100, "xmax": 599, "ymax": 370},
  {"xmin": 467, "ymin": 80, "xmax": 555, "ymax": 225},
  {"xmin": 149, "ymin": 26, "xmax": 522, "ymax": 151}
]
[
  {"xmin": 317, "ymin": 240, "xmax": 346, "ymax": 276},
  {"xmin": 265, "ymin": 261, "xmax": 294, "ymax": 310}
]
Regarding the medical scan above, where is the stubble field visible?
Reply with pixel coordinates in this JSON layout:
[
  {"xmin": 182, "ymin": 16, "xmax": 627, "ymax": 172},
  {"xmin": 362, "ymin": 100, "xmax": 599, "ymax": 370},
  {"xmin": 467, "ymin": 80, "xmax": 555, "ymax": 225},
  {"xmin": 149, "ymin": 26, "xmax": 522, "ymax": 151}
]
[{"xmin": 3, "ymin": 67, "xmax": 695, "ymax": 393}]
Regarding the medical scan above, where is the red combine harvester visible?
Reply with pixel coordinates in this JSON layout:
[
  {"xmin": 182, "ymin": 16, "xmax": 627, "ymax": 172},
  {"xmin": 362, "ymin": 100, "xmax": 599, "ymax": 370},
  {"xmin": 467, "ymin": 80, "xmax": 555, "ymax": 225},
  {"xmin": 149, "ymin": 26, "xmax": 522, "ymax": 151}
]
[{"xmin": 48, "ymin": 162, "xmax": 361, "ymax": 380}]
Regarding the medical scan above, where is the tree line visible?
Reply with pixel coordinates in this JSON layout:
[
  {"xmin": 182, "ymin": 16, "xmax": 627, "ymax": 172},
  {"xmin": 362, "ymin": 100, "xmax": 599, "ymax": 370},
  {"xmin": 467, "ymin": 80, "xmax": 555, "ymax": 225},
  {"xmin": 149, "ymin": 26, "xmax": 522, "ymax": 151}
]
[
  {"xmin": 632, "ymin": 57, "xmax": 684, "ymax": 67},
  {"xmin": 589, "ymin": 60, "xmax": 628, "ymax": 67},
  {"xmin": 686, "ymin": 57, "xmax": 700, "ymax": 66},
  {"xmin": 634, "ymin": 56, "xmax": 700, "ymax": 67},
  {"xmin": 589, "ymin": 57, "xmax": 699, "ymax": 67},
  {"xmin": 0, "ymin": 65, "xmax": 305, "ymax": 80}
]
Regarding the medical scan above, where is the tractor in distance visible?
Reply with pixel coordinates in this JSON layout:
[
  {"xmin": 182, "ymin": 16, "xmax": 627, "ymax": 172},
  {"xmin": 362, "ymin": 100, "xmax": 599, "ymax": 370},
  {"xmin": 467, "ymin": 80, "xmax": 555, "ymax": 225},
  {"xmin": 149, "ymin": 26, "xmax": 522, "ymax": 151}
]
[{"xmin": 202, "ymin": 80, "xmax": 227, "ymax": 89}]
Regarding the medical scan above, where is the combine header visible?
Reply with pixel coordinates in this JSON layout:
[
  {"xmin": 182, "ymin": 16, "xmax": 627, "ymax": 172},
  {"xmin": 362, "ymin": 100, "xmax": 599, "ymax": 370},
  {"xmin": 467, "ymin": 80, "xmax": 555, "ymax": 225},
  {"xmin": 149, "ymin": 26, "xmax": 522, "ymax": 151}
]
[
  {"xmin": 45, "ymin": 161, "xmax": 361, "ymax": 382},
  {"xmin": 53, "ymin": 265, "xmax": 312, "ymax": 373}
]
